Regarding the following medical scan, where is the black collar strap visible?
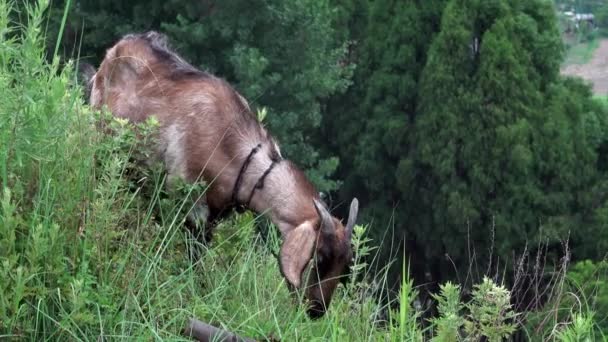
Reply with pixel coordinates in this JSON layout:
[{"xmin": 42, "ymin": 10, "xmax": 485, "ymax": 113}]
[
  {"xmin": 231, "ymin": 143, "xmax": 282, "ymax": 207},
  {"xmin": 232, "ymin": 144, "xmax": 262, "ymax": 205},
  {"xmin": 245, "ymin": 154, "xmax": 281, "ymax": 207}
]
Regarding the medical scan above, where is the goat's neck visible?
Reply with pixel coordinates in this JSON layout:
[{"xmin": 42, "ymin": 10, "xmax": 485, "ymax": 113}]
[{"xmin": 244, "ymin": 158, "xmax": 319, "ymax": 236}]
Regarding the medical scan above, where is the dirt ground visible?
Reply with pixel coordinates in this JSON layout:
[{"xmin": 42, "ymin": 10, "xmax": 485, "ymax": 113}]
[
  {"xmin": 561, "ymin": 39, "xmax": 608, "ymax": 95},
  {"xmin": 562, "ymin": 39, "xmax": 608, "ymax": 95}
]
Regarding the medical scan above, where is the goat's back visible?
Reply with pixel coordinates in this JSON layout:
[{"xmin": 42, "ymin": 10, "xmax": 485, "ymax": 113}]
[{"xmin": 91, "ymin": 32, "xmax": 270, "ymax": 207}]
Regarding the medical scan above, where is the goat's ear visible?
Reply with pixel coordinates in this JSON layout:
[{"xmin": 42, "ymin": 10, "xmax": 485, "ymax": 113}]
[
  {"xmin": 279, "ymin": 221, "xmax": 316, "ymax": 288},
  {"xmin": 102, "ymin": 45, "xmax": 142, "ymax": 87},
  {"xmin": 313, "ymin": 198, "xmax": 334, "ymax": 235},
  {"xmin": 345, "ymin": 198, "xmax": 359, "ymax": 240}
]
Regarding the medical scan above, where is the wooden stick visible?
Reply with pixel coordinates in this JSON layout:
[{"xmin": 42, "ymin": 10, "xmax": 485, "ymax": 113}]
[{"xmin": 183, "ymin": 318, "xmax": 256, "ymax": 342}]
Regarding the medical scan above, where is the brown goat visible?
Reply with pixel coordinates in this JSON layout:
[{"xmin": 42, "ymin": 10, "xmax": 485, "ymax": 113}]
[{"xmin": 88, "ymin": 32, "xmax": 359, "ymax": 318}]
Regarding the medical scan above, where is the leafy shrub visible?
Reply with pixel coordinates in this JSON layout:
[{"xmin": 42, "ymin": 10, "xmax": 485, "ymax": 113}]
[
  {"xmin": 429, "ymin": 278, "xmax": 517, "ymax": 341},
  {"xmin": 463, "ymin": 277, "xmax": 517, "ymax": 341},
  {"xmin": 431, "ymin": 282, "xmax": 464, "ymax": 342}
]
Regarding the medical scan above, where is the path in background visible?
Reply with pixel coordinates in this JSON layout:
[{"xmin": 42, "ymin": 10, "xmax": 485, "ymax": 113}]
[{"xmin": 561, "ymin": 39, "xmax": 608, "ymax": 95}]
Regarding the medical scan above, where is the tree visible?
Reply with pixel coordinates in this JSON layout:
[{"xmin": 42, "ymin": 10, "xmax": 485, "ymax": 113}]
[
  {"xmin": 596, "ymin": 4, "xmax": 608, "ymax": 36},
  {"xmin": 323, "ymin": 0, "xmax": 447, "ymax": 287},
  {"xmin": 412, "ymin": 0, "xmax": 608, "ymax": 283}
]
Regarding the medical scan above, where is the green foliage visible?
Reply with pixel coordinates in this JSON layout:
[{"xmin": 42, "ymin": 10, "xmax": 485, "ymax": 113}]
[
  {"xmin": 524, "ymin": 259, "xmax": 607, "ymax": 340},
  {"xmin": 463, "ymin": 277, "xmax": 517, "ymax": 341},
  {"xmin": 556, "ymin": 313, "xmax": 597, "ymax": 342},
  {"xmin": 431, "ymin": 282, "xmax": 464, "ymax": 342},
  {"xmin": 348, "ymin": 224, "xmax": 377, "ymax": 285},
  {"xmin": 578, "ymin": 21, "xmax": 597, "ymax": 42},
  {"xmin": 326, "ymin": 0, "xmax": 607, "ymax": 302},
  {"xmin": 563, "ymin": 38, "xmax": 600, "ymax": 65},
  {"xmin": 326, "ymin": 0, "xmax": 607, "ymax": 327},
  {"xmin": 429, "ymin": 279, "xmax": 517, "ymax": 342},
  {"xmin": 323, "ymin": 0, "xmax": 449, "ymax": 288},
  {"xmin": 392, "ymin": 262, "xmax": 422, "ymax": 341},
  {"xmin": 566, "ymin": 260, "xmax": 608, "ymax": 335},
  {"xmin": 0, "ymin": 0, "xmax": 108, "ymax": 335},
  {"xmin": 598, "ymin": 6, "xmax": 608, "ymax": 37},
  {"xmin": 401, "ymin": 0, "xmax": 608, "ymax": 280}
]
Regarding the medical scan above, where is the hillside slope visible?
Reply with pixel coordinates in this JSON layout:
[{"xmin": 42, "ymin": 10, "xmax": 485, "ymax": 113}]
[{"xmin": 562, "ymin": 39, "xmax": 608, "ymax": 94}]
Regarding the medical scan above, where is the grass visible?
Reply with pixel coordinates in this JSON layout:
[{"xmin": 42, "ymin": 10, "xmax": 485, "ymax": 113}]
[
  {"xmin": 0, "ymin": 1, "xmax": 605, "ymax": 341},
  {"xmin": 594, "ymin": 95, "xmax": 608, "ymax": 107},
  {"xmin": 563, "ymin": 37, "xmax": 600, "ymax": 66}
]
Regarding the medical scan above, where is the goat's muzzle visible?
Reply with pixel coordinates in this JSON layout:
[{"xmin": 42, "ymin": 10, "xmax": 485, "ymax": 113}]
[{"xmin": 307, "ymin": 299, "xmax": 327, "ymax": 319}]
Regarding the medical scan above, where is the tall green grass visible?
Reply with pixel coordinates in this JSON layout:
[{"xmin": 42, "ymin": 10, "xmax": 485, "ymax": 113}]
[
  {"xmin": 594, "ymin": 95, "xmax": 608, "ymax": 108},
  {"xmin": 0, "ymin": 1, "xmax": 603, "ymax": 341}
]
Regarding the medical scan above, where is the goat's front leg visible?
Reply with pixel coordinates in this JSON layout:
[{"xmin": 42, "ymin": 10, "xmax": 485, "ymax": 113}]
[
  {"xmin": 184, "ymin": 195, "xmax": 215, "ymax": 245},
  {"xmin": 186, "ymin": 195, "xmax": 237, "ymax": 244},
  {"xmin": 165, "ymin": 173, "xmax": 214, "ymax": 244}
]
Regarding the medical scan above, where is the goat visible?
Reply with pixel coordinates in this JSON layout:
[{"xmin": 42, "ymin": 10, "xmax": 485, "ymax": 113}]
[{"xmin": 87, "ymin": 31, "xmax": 359, "ymax": 318}]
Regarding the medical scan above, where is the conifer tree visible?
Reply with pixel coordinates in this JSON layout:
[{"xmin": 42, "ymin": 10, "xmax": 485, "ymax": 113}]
[{"xmin": 413, "ymin": 0, "xmax": 608, "ymax": 280}]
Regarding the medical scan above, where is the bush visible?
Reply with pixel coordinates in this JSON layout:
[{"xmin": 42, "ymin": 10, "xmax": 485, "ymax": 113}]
[
  {"xmin": 523, "ymin": 259, "xmax": 607, "ymax": 341},
  {"xmin": 565, "ymin": 260, "xmax": 608, "ymax": 336}
]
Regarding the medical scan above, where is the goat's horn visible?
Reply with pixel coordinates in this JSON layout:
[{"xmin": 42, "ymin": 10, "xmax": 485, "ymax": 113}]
[
  {"xmin": 345, "ymin": 198, "xmax": 359, "ymax": 240},
  {"xmin": 313, "ymin": 198, "xmax": 334, "ymax": 234}
]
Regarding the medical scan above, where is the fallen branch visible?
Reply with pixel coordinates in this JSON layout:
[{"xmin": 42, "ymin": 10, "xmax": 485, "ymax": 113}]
[{"xmin": 183, "ymin": 318, "xmax": 256, "ymax": 342}]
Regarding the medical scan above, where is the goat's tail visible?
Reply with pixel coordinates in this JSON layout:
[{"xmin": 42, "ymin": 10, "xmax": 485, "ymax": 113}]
[{"xmin": 77, "ymin": 61, "xmax": 96, "ymax": 103}]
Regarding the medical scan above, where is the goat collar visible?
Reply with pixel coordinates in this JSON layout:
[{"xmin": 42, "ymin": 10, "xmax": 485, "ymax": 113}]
[{"xmin": 231, "ymin": 143, "xmax": 282, "ymax": 208}]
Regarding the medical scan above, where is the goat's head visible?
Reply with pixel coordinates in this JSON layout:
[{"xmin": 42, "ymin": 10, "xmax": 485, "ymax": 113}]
[{"xmin": 279, "ymin": 198, "xmax": 359, "ymax": 318}]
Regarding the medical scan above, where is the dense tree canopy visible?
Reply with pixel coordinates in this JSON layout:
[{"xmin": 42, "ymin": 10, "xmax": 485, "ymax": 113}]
[
  {"xmin": 322, "ymin": 0, "xmax": 448, "ymax": 286},
  {"xmin": 413, "ymin": 0, "xmax": 607, "ymax": 279},
  {"xmin": 326, "ymin": 0, "xmax": 608, "ymax": 288}
]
